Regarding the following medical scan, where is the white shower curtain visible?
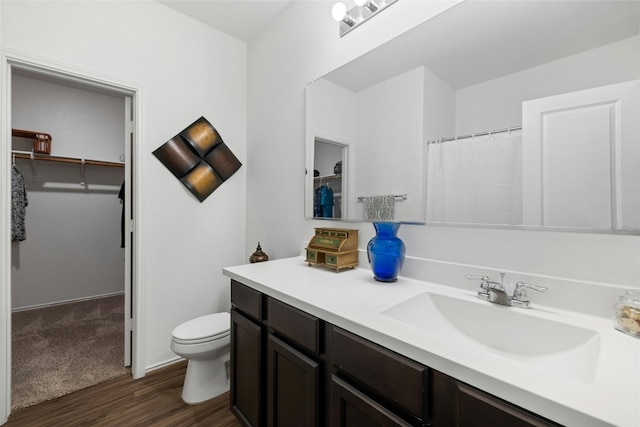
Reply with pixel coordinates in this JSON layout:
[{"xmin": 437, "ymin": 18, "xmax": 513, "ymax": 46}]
[{"xmin": 426, "ymin": 130, "xmax": 523, "ymax": 225}]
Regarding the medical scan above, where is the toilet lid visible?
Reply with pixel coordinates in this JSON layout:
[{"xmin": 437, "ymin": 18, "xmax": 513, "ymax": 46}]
[{"xmin": 172, "ymin": 312, "xmax": 230, "ymax": 342}]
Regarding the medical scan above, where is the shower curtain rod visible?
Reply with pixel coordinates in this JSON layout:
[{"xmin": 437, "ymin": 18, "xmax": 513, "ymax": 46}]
[{"xmin": 426, "ymin": 126, "xmax": 522, "ymax": 145}]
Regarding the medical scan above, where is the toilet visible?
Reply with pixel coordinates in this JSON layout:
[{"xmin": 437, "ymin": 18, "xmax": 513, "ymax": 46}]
[{"xmin": 171, "ymin": 312, "xmax": 231, "ymax": 404}]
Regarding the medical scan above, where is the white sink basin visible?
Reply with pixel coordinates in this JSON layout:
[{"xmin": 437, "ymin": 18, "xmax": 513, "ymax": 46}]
[{"xmin": 381, "ymin": 292, "xmax": 601, "ymax": 383}]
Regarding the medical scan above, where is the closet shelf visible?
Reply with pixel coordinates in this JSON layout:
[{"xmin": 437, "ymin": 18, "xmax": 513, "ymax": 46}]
[
  {"xmin": 12, "ymin": 151, "xmax": 124, "ymax": 168},
  {"xmin": 12, "ymin": 128, "xmax": 53, "ymax": 154},
  {"xmin": 314, "ymin": 174, "xmax": 341, "ymax": 181}
]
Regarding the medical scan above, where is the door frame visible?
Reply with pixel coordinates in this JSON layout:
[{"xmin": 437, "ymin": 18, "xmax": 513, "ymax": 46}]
[{"xmin": 0, "ymin": 50, "xmax": 146, "ymax": 423}]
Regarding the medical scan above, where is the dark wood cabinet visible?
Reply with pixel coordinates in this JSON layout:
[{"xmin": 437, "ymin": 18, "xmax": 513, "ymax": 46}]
[
  {"xmin": 230, "ymin": 309, "xmax": 264, "ymax": 427},
  {"xmin": 230, "ymin": 279, "xmax": 562, "ymax": 427},
  {"xmin": 231, "ymin": 280, "xmax": 324, "ymax": 427},
  {"xmin": 331, "ymin": 326, "xmax": 429, "ymax": 425},
  {"xmin": 267, "ymin": 335, "xmax": 320, "ymax": 427},
  {"xmin": 331, "ymin": 375, "xmax": 413, "ymax": 427},
  {"xmin": 431, "ymin": 370, "xmax": 561, "ymax": 427}
]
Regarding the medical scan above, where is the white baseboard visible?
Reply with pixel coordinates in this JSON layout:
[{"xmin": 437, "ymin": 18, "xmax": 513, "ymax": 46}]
[
  {"xmin": 11, "ymin": 291, "xmax": 125, "ymax": 313},
  {"xmin": 145, "ymin": 356, "xmax": 184, "ymax": 374}
]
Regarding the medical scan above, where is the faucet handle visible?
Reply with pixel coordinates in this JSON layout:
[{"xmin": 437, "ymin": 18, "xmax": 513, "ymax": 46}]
[
  {"xmin": 465, "ymin": 274, "xmax": 491, "ymax": 290},
  {"xmin": 466, "ymin": 274, "xmax": 492, "ymax": 301},
  {"xmin": 515, "ymin": 281, "xmax": 547, "ymax": 293},
  {"xmin": 512, "ymin": 281, "xmax": 547, "ymax": 308},
  {"xmin": 465, "ymin": 274, "xmax": 490, "ymax": 282}
]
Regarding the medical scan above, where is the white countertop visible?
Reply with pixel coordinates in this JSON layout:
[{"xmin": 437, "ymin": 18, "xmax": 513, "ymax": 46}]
[{"xmin": 223, "ymin": 256, "xmax": 640, "ymax": 427}]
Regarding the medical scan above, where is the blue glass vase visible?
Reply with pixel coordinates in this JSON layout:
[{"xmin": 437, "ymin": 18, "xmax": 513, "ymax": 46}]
[{"xmin": 367, "ymin": 222, "xmax": 406, "ymax": 282}]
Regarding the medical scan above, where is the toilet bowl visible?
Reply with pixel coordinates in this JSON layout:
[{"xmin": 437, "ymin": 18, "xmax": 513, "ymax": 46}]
[{"xmin": 171, "ymin": 312, "xmax": 231, "ymax": 404}]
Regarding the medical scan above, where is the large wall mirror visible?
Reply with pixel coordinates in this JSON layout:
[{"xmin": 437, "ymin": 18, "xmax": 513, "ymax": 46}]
[{"xmin": 305, "ymin": 0, "xmax": 640, "ymax": 232}]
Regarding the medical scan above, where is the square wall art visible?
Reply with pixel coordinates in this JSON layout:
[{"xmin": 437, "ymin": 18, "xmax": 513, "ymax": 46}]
[{"xmin": 153, "ymin": 117, "xmax": 242, "ymax": 202}]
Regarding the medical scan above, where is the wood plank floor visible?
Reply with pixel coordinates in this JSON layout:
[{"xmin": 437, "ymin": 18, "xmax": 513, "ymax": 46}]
[{"xmin": 5, "ymin": 361, "xmax": 242, "ymax": 427}]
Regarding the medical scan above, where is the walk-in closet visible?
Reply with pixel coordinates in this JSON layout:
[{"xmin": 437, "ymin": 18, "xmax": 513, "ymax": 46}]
[{"xmin": 10, "ymin": 70, "xmax": 128, "ymax": 410}]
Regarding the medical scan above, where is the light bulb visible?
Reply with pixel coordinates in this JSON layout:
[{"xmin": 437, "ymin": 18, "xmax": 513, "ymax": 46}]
[{"xmin": 331, "ymin": 2, "xmax": 347, "ymax": 21}]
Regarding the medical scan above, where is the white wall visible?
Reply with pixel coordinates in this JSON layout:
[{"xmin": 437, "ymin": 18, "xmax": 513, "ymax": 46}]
[
  {"xmin": 355, "ymin": 67, "xmax": 424, "ymax": 221},
  {"xmin": 2, "ymin": 0, "xmax": 247, "ymax": 370},
  {"xmin": 314, "ymin": 141, "xmax": 342, "ymax": 177},
  {"xmin": 247, "ymin": 1, "xmax": 640, "ymax": 318},
  {"xmin": 455, "ymin": 35, "xmax": 640, "ymax": 134},
  {"xmin": 11, "ymin": 74, "xmax": 125, "ymax": 309}
]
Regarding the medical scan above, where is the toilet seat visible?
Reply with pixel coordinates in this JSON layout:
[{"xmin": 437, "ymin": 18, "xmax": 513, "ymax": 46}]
[{"xmin": 172, "ymin": 312, "xmax": 230, "ymax": 345}]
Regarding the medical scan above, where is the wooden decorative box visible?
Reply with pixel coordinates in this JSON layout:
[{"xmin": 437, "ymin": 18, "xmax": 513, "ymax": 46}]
[
  {"xmin": 12, "ymin": 128, "xmax": 52, "ymax": 154},
  {"xmin": 305, "ymin": 228, "xmax": 358, "ymax": 272}
]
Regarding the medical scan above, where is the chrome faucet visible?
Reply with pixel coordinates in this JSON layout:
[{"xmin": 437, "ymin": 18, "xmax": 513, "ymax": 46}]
[{"xmin": 465, "ymin": 273, "xmax": 547, "ymax": 309}]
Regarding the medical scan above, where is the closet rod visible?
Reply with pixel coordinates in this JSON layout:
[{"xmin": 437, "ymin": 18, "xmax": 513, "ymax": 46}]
[
  {"xmin": 426, "ymin": 126, "xmax": 522, "ymax": 145},
  {"xmin": 11, "ymin": 150, "xmax": 124, "ymax": 168}
]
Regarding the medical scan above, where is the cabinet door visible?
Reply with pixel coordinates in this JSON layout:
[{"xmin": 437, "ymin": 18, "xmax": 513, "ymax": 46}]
[
  {"xmin": 431, "ymin": 370, "xmax": 560, "ymax": 427},
  {"xmin": 231, "ymin": 309, "xmax": 264, "ymax": 427},
  {"xmin": 331, "ymin": 375, "xmax": 413, "ymax": 427},
  {"xmin": 457, "ymin": 383, "xmax": 559, "ymax": 427},
  {"xmin": 268, "ymin": 335, "xmax": 319, "ymax": 427}
]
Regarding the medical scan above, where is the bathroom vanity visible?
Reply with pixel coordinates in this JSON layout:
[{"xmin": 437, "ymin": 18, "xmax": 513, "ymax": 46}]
[{"xmin": 224, "ymin": 257, "xmax": 639, "ymax": 427}]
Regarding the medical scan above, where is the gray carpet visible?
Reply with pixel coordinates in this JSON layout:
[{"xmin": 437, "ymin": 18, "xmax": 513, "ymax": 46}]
[{"xmin": 11, "ymin": 295, "xmax": 129, "ymax": 410}]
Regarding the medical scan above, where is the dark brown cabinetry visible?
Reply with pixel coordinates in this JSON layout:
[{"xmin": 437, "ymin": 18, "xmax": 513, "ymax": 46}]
[
  {"xmin": 230, "ymin": 281, "xmax": 265, "ymax": 427},
  {"xmin": 230, "ymin": 279, "xmax": 562, "ymax": 427},
  {"xmin": 431, "ymin": 371, "xmax": 561, "ymax": 427},
  {"xmin": 231, "ymin": 309, "xmax": 264, "ymax": 427},
  {"xmin": 330, "ymin": 326, "xmax": 429, "ymax": 426},
  {"xmin": 231, "ymin": 280, "xmax": 324, "ymax": 427},
  {"xmin": 268, "ymin": 335, "xmax": 320, "ymax": 427},
  {"xmin": 331, "ymin": 375, "xmax": 413, "ymax": 427}
]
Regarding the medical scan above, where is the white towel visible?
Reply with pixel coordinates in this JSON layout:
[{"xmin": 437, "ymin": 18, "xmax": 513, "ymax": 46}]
[{"xmin": 364, "ymin": 195, "xmax": 395, "ymax": 221}]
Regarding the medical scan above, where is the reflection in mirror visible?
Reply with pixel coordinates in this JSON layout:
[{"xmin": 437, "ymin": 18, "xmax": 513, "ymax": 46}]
[
  {"xmin": 306, "ymin": 0, "xmax": 640, "ymax": 232},
  {"xmin": 313, "ymin": 138, "xmax": 346, "ymax": 219},
  {"xmin": 306, "ymin": 68, "xmax": 427, "ymax": 222}
]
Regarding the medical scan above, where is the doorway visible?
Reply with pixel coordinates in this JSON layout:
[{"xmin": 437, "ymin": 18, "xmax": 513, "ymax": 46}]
[
  {"xmin": 0, "ymin": 55, "xmax": 141, "ymax": 421},
  {"xmin": 313, "ymin": 137, "xmax": 348, "ymax": 219}
]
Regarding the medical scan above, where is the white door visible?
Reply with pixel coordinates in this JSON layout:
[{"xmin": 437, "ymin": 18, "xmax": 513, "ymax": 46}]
[
  {"xmin": 124, "ymin": 96, "xmax": 133, "ymax": 366},
  {"xmin": 522, "ymin": 80, "xmax": 640, "ymax": 229}
]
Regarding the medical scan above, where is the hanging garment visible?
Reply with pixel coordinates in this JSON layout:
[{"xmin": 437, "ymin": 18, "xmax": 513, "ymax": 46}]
[
  {"xmin": 314, "ymin": 186, "xmax": 324, "ymax": 217},
  {"xmin": 321, "ymin": 185, "xmax": 334, "ymax": 218},
  {"xmin": 118, "ymin": 181, "xmax": 125, "ymax": 248},
  {"xmin": 11, "ymin": 165, "xmax": 28, "ymax": 241}
]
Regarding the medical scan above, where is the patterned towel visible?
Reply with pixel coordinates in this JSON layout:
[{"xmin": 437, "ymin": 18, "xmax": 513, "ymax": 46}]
[{"xmin": 364, "ymin": 195, "xmax": 395, "ymax": 220}]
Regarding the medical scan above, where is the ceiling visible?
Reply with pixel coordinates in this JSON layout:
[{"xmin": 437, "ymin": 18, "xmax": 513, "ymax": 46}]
[
  {"xmin": 158, "ymin": 0, "xmax": 291, "ymax": 42},
  {"xmin": 323, "ymin": 0, "xmax": 640, "ymax": 91},
  {"xmin": 157, "ymin": 1, "xmax": 640, "ymax": 91}
]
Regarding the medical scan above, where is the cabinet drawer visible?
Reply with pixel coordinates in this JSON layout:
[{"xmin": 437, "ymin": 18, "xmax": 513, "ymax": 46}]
[
  {"xmin": 306, "ymin": 250, "xmax": 317, "ymax": 262},
  {"xmin": 326, "ymin": 254, "xmax": 338, "ymax": 266},
  {"xmin": 231, "ymin": 280, "xmax": 263, "ymax": 321},
  {"xmin": 331, "ymin": 327, "xmax": 429, "ymax": 423},
  {"xmin": 268, "ymin": 298, "xmax": 320, "ymax": 355}
]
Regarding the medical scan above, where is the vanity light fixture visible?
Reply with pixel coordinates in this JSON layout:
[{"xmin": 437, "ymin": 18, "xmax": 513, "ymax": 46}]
[{"xmin": 331, "ymin": 0, "xmax": 398, "ymax": 37}]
